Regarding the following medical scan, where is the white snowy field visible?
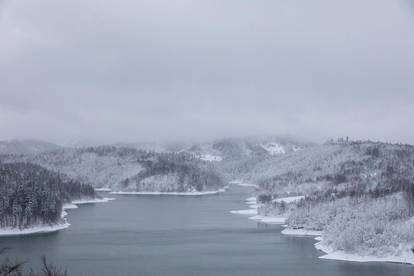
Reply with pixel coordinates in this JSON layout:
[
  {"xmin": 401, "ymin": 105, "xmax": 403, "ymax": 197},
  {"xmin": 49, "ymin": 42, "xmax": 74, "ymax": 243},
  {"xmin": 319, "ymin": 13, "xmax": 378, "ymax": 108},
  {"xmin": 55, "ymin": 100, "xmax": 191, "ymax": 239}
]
[
  {"xmin": 110, "ymin": 187, "xmax": 228, "ymax": 196},
  {"xmin": 0, "ymin": 197, "xmax": 115, "ymax": 237},
  {"xmin": 230, "ymin": 195, "xmax": 258, "ymax": 215},
  {"xmin": 260, "ymin": 142, "xmax": 286, "ymax": 155}
]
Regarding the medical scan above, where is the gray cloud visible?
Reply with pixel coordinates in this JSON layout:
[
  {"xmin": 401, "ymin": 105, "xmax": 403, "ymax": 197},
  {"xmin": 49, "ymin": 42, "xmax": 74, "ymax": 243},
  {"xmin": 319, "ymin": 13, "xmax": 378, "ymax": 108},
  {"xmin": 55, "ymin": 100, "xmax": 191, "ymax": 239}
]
[{"xmin": 1, "ymin": 0, "xmax": 414, "ymax": 145}]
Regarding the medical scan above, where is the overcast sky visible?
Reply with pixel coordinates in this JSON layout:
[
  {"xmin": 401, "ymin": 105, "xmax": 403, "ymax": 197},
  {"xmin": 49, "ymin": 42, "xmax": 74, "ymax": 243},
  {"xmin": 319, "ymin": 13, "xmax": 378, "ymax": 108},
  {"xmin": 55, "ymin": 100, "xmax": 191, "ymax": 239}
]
[{"xmin": 1, "ymin": 0, "xmax": 414, "ymax": 145}]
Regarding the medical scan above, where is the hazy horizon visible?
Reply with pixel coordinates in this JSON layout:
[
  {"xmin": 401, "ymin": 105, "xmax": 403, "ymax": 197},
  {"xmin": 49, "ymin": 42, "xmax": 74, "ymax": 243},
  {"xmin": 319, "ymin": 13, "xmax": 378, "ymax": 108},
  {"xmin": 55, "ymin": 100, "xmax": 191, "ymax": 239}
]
[{"xmin": 1, "ymin": 0, "xmax": 414, "ymax": 145}]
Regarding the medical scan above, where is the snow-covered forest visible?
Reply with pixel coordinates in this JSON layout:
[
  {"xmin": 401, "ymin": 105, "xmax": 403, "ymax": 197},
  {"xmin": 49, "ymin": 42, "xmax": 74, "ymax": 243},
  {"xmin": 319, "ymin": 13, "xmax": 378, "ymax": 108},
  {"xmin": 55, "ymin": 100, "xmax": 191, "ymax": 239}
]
[
  {"xmin": 119, "ymin": 151, "xmax": 225, "ymax": 192},
  {"xmin": 0, "ymin": 162, "xmax": 95, "ymax": 229},
  {"xmin": 240, "ymin": 139, "xmax": 414, "ymax": 261},
  {"xmin": 1, "ymin": 137, "xmax": 414, "ymax": 262},
  {"xmin": 2, "ymin": 145, "xmax": 226, "ymax": 193}
]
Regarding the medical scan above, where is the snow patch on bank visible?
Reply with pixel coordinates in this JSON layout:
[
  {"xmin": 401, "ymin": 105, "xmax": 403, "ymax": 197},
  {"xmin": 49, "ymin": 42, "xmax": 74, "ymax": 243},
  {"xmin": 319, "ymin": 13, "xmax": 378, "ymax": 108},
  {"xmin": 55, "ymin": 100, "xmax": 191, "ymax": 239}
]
[
  {"xmin": 245, "ymin": 196, "xmax": 256, "ymax": 203},
  {"xmin": 231, "ymin": 196, "xmax": 287, "ymax": 225},
  {"xmin": 272, "ymin": 196, "xmax": 305, "ymax": 204},
  {"xmin": 281, "ymin": 227, "xmax": 414, "ymax": 265},
  {"xmin": 249, "ymin": 215, "xmax": 287, "ymax": 224},
  {"xmin": 229, "ymin": 180, "xmax": 258, "ymax": 188},
  {"xmin": 94, "ymin": 187, "xmax": 112, "ymax": 192},
  {"xmin": 72, "ymin": 197, "xmax": 115, "ymax": 204},
  {"xmin": 261, "ymin": 142, "xmax": 286, "ymax": 155},
  {"xmin": 281, "ymin": 228, "xmax": 323, "ymax": 236}
]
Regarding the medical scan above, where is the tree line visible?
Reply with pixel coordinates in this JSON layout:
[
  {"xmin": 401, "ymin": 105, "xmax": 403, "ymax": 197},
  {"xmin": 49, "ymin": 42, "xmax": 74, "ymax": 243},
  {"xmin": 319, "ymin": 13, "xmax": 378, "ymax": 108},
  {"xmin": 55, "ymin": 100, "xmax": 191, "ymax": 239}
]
[{"xmin": 0, "ymin": 162, "xmax": 95, "ymax": 229}]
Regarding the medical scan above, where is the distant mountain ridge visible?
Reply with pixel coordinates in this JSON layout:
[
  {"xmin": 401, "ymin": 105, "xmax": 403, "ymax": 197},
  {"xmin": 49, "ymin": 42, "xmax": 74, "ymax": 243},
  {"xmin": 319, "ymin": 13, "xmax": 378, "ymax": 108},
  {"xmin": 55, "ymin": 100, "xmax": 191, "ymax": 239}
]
[
  {"xmin": 3, "ymin": 145, "xmax": 225, "ymax": 193},
  {"xmin": 183, "ymin": 136, "xmax": 312, "ymax": 162},
  {"xmin": 0, "ymin": 139, "xmax": 61, "ymax": 155}
]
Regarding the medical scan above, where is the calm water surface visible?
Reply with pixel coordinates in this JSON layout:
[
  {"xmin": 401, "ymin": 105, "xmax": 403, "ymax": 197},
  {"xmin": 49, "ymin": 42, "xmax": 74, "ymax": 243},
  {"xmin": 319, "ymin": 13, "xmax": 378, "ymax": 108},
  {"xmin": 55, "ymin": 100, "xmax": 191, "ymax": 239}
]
[{"xmin": 1, "ymin": 186, "xmax": 413, "ymax": 276}]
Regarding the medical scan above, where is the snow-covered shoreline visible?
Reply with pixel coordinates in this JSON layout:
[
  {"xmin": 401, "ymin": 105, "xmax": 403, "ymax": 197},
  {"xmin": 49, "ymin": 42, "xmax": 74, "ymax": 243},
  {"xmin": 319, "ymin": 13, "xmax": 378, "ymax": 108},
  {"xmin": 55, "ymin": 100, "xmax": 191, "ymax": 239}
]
[
  {"xmin": 0, "ymin": 222, "xmax": 71, "ymax": 237},
  {"xmin": 72, "ymin": 197, "xmax": 115, "ymax": 204},
  {"xmin": 281, "ymin": 226, "xmax": 414, "ymax": 265},
  {"xmin": 232, "ymin": 191, "xmax": 414, "ymax": 266},
  {"xmin": 110, "ymin": 187, "xmax": 228, "ymax": 196},
  {"xmin": 314, "ymin": 241, "xmax": 414, "ymax": 265},
  {"xmin": 94, "ymin": 187, "xmax": 112, "ymax": 192},
  {"xmin": 229, "ymin": 180, "xmax": 258, "ymax": 188},
  {"xmin": 249, "ymin": 215, "xmax": 286, "ymax": 224},
  {"xmin": 281, "ymin": 228, "xmax": 323, "ymax": 236},
  {"xmin": 230, "ymin": 195, "xmax": 290, "ymax": 225},
  {"xmin": 0, "ymin": 197, "xmax": 115, "ymax": 237}
]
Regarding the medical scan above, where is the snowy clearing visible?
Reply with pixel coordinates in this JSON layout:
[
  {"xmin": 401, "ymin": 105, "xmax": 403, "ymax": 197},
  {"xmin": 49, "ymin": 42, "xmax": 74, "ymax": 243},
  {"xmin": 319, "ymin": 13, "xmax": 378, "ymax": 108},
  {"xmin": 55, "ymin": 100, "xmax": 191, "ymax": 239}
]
[
  {"xmin": 261, "ymin": 142, "xmax": 286, "ymax": 155},
  {"xmin": 63, "ymin": 203, "xmax": 78, "ymax": 210},
  {"xmin": 229, "ymin": 180, "xmax": 258, "ymax": 188}
]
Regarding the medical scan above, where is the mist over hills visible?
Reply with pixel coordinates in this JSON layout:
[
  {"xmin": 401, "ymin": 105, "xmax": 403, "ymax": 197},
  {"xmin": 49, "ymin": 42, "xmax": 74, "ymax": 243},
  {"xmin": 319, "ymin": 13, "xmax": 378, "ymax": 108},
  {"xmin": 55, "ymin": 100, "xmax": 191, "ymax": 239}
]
[
  {"xmin": 0, "ymin": 136, "xmax": 309, "ymax": 196},
  {"xmin": 2, "ymin": 135, "xmax": 414, "ymax": 263},
  {"xmin": 0, "ymin": 139, "xmax": 61, "ymax": 155}
]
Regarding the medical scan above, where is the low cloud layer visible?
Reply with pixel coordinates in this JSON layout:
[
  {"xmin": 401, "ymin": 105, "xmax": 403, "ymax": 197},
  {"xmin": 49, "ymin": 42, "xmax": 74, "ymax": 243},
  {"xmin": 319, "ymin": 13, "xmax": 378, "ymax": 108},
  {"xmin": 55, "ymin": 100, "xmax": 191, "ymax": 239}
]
[{"xmin": 1, "ymin": 0, "xmax": 414, "ymax": 144}]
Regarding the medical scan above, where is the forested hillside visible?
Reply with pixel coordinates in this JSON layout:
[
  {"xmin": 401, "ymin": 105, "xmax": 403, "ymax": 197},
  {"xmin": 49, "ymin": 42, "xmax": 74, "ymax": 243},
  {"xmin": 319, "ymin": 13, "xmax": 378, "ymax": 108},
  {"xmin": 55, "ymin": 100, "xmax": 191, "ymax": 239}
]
[
  {"xmin": 117, "ymin": 152, "xmax": 225, "ymax": 192},
  {"xmin": 184, "ymin": 137, "xmax": 311, "ymax": 180},
  {"xmin": 7, "ymin": 146, "xmax": 146, "ymax": 189},
  {"xmin": 4, "ymin": 146, "xmax": 226, "ymax": 193},
  {"xmin": 0, "ymin": 162, "xmax": 95, "ymax": 229},
  {"xmin": 249, "ymin": 140, "xmax": 414, "ymax": 259}
]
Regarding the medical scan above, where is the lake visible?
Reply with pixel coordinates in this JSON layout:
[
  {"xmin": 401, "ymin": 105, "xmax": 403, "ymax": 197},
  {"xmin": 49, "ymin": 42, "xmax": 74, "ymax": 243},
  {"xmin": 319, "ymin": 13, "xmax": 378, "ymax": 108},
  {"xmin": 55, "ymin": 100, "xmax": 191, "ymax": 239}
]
[{"xmin": 1, "ymin": 185, "xmax": 413, "ymax": 276}]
